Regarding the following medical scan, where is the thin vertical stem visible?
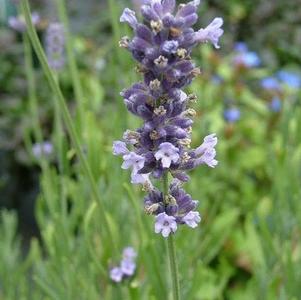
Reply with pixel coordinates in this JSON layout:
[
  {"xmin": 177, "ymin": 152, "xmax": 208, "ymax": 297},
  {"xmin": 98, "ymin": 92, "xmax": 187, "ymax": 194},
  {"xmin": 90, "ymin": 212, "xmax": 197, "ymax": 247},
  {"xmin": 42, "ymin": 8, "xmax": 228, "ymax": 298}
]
[
  {"xmin": 163, "ymin": 173, "xmax": 181, "ymax": 300},
  {"xmin": 54, "ymin": 0, "xmax": 85, "ymax": 136}
]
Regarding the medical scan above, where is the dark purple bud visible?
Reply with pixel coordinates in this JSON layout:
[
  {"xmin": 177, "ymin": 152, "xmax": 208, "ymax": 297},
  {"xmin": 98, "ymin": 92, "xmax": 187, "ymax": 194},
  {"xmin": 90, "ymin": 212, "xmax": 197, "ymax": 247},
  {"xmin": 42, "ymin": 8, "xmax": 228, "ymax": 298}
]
[
  {"xmin": 176, "ymin": 4, "xmax": 196, "ymax": 18},
  {"xmin": 141, "ymin": 5, "xmax": 160, "ymax": 21},
  {"xmin": 162, "ymin": 14, "xmax": 175, "ymax": 27},
  {"xmin": 162, "ymin": 0, "xmax": 176, "ymax": 14},
  {"xmin": 136, "ymin": 24, "xmax": 153, "ymax": 43},
  {"xmin": 172, "ymin": 171, "xmax": 190, "ymax": 182},
  {"xmin": 137, "ymin": 105, "xmax": 153, "ymax": 119}
]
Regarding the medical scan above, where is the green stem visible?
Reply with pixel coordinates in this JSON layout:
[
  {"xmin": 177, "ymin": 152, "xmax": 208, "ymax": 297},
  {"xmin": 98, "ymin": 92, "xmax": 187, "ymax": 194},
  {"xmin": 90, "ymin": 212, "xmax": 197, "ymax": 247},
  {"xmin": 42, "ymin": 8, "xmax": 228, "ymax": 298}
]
[
  {"xmin": 163, "ymin": 173, "xmax": 181, "ymax": 300},
  {"xmin": 21, "ymin": 0, "xmax": 116, "ymax": 252},
  {"xmin": 54, "ymin": 0, "xmax": 85, "ymax": 136}
]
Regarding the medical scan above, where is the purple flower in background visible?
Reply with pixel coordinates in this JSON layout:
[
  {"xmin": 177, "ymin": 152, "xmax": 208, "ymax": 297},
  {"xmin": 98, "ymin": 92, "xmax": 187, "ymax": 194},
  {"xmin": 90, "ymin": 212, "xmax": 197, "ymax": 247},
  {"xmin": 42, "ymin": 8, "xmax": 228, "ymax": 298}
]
[
  {"xmin": 8, "ymin": 12, "xmax": 40, "ymax": 33},
  {"xmin": 233, "ymin": 42, "xmax": 260, "ymax": 68},
  {"xmin": 109, "ymin": 246, "xmax": 137, "ymax": 282},
  {"xmin": 122, "ymin": 247, "xmax": 137, "ymax": 260},
  {"xmin": 110, "ymin": 267, "xmax": 123, "ymax": 283},
  {"xmin": 277, "ymin": 71, "xmax": 301, "ymax": 89},
  {"xmin": 46, "ymin": 23, "xmax": 65, "ymax": 71},
  {"xmin": 223, "ymin": 107, "xmax": 240, "ymax": 123},
  {"xmin": 114, "ymin": 0, "xmax": 223, "ymax": 235},
  {"xmin": 234, "ymin": 42, "xmax": 248, "ymax": 52},
  {"xmin": 261, "ymin": 77, "xmax": 281, "ymax": 91},
  {"xmin": 155, "ymin": 213, "xmax": 177, "ymax": 237},
  {"xmin": 32, "ymin": 141, "xmax": 53, "ymax": 158},
  {"xmin": 269, "ymin": 97, "xmax": 282, "ymax": 113},
  {"xmin": 120, "ymin": 259, "xmax": 136, "ymax": 276}
]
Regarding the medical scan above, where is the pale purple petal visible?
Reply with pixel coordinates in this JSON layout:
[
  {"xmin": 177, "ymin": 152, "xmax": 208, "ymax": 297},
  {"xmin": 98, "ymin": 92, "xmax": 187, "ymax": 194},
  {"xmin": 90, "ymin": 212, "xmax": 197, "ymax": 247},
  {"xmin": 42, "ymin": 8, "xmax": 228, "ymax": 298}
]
[
  {"xmin": 195, "ymin": 17, "xmax": 224, "ymax": 49},
  {"xmin": 154, "ymin": 212, "xmax": 177, "ymax": 238},
  {"xmin": 195, "ymin": 133, "xmax": 218, "ymax": 156},
  {"xmin": 183, "ymin": 211, "xmax": 201, "ymax": 228},
  {"xmin": 110, "ymin": 267, "xmax": 123, "ymax": 282},
  {"xmin": 120, "ymin": 258, "xmax": 136, "ymax": 276},
  {"xmin": 155, "ymin": 142, "xmax": 180, "ymax": 169},
  {"xmin": 122, "ymin": 247, "xmax": 137, "ymax": 260},
  {"xmin": 113, "ymin": 141, "xmax": 129, "ymax": 156},
  {"xmin": 120, "ymin": 8, "xmax": 138, "ymax": 29}
]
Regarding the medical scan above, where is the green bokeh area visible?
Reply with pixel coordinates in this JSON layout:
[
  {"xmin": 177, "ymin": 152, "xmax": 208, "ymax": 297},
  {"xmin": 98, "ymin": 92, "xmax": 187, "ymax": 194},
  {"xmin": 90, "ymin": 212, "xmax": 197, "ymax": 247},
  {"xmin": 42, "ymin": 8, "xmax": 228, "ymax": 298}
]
[{"xmin": 1, "ymin": 0, "xmax": 301, "ymax": 299}]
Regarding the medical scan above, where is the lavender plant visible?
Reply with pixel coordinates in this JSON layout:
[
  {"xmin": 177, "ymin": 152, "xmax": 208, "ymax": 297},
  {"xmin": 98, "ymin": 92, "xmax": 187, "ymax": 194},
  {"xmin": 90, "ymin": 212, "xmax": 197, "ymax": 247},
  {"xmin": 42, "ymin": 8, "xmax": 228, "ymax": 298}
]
[{"xmin": 113, "ymin": 1, "xmax": 223, "ymax": 297}]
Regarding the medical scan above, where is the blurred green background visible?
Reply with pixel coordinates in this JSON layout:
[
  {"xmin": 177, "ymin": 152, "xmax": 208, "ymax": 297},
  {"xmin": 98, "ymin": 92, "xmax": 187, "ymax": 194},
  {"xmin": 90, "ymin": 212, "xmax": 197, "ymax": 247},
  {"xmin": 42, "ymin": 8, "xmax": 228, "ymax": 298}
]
[{"xmin": 0, "ymin": 0, "xmax": 301, "ymax": 299}]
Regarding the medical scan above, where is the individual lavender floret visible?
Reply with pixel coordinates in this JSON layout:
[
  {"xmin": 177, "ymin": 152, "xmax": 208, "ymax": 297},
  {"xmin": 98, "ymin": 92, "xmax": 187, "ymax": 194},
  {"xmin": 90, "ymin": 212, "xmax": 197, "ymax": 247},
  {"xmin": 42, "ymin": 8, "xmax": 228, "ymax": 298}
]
[
  {"xmin": 45, "ymin": 23, "xmax": 65, "ymax": 71},
  {"xmin": 115, "ymin": 0, "xmax": 223, "ymax": 236},
  {"xmin": 110, "ymin": 267, "xmax": 123, "ymax": 283},
  {"xmin": 194, "ymin": 18, "xmax": 224, "ymax": 48},
  {"xmin": 155, "ymin": 212, "xmax": 177, "ymax": 237},
  {"xmin": 182, "ymin": 211, "xmax": 201, "ymax": 228},
  {"xmin": 32, "ymin": 141, "xmax": 53, "ymax": 158},
  {"xmin": 8, "ymin": 12, "xmax": 40, "ymax": 33},
  {"xmin": 120, "ymin": 258, "xmax": 136, "ymax": 276},
  {"xmin": 223, "ymin": 107, "xmax": 241, "ymax": 123},
  {"xmin": 122, "ymin": 247, "xmax": 137, "ymax": 260},
  {"xmin": 109, "ymin": 247, "xmax": 137, "ymax": 282},
  {"xmin": 155, "ymin": 142, "xmax": 180, "ymax": 168}
]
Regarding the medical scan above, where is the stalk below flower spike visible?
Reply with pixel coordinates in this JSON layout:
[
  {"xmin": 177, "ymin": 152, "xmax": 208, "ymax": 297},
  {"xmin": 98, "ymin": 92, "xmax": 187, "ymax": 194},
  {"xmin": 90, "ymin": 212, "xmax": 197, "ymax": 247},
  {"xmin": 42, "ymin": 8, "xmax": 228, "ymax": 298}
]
[{"xmin": 114, "ymin": 0, "xmax": 223, "ymax": 299}]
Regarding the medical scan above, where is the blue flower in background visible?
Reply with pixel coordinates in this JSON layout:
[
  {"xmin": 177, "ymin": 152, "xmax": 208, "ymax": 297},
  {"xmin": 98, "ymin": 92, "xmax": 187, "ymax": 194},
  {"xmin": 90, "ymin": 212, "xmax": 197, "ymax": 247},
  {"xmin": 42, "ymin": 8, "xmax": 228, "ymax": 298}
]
[
  {"xmin": 233, "ymin": 42, "xmax": 261, "ymax": 68},
  {"xmin": 223, "ymin": 107, "xmax": 241, "ymax": 123},
  {"xmin": 234, "ymin": 42, "xmax": 248, "ymax": 53},
  {"xmin": 261, "ymin": 77, "xmax": 281, "ymax": 90},
  {"xmin": 212, "ymin": 75, "xmax": 223, "ymax": 85},
  {"xmin": 277, "ymin": 71, "xmax": 301, "ymax": 89},
  {"xmin": 269, "ymin": 97, "xmax": 282, "ymax": 113}
]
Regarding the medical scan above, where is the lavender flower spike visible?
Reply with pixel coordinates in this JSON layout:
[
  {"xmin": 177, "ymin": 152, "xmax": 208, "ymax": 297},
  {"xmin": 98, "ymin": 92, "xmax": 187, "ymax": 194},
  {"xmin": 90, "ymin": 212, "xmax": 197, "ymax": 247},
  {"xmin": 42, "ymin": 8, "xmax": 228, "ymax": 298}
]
[
  {"xmin": 109, "ymin": 246, "xmax": 137, "ymax": 282},
  {"xmin": 195, "ymin": 18, "xmax": 224, "ymax": 48},
  {"xmin": 46, "ymin": 23, "xmax": 65, "ymax": 71},
  {"xmin": 114, "ymin": 0, "xmax": 222, "ymax": 237}
]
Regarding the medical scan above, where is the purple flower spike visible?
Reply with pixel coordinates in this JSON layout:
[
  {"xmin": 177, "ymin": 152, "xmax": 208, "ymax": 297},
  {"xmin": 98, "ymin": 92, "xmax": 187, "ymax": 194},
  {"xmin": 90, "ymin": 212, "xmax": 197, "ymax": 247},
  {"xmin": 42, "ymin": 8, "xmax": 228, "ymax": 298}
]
[
  {"xmin": 155, "ymin": 142, "xmax": 180, "ymax": 168},
  {"xmin": 155, "ymin": 212, "xmax": 177, "ymax": 237},
  {"xmin": 182, "ymin": 211, "xmax": 201, "ymax": 228},
  {"xmin": 110, "ymin": 267, "xmax": 123, "ymax": 282},
  {"xmin": 195, "ymin": 17, "xmax": 224, "ymax": 48},
  {"xmin": 114, "ymin": 0, "xmax": 222, "ymax": 234},
  {"xmin": 120, "ymin": 8, "xmax": 138, "ymax": 29}
]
